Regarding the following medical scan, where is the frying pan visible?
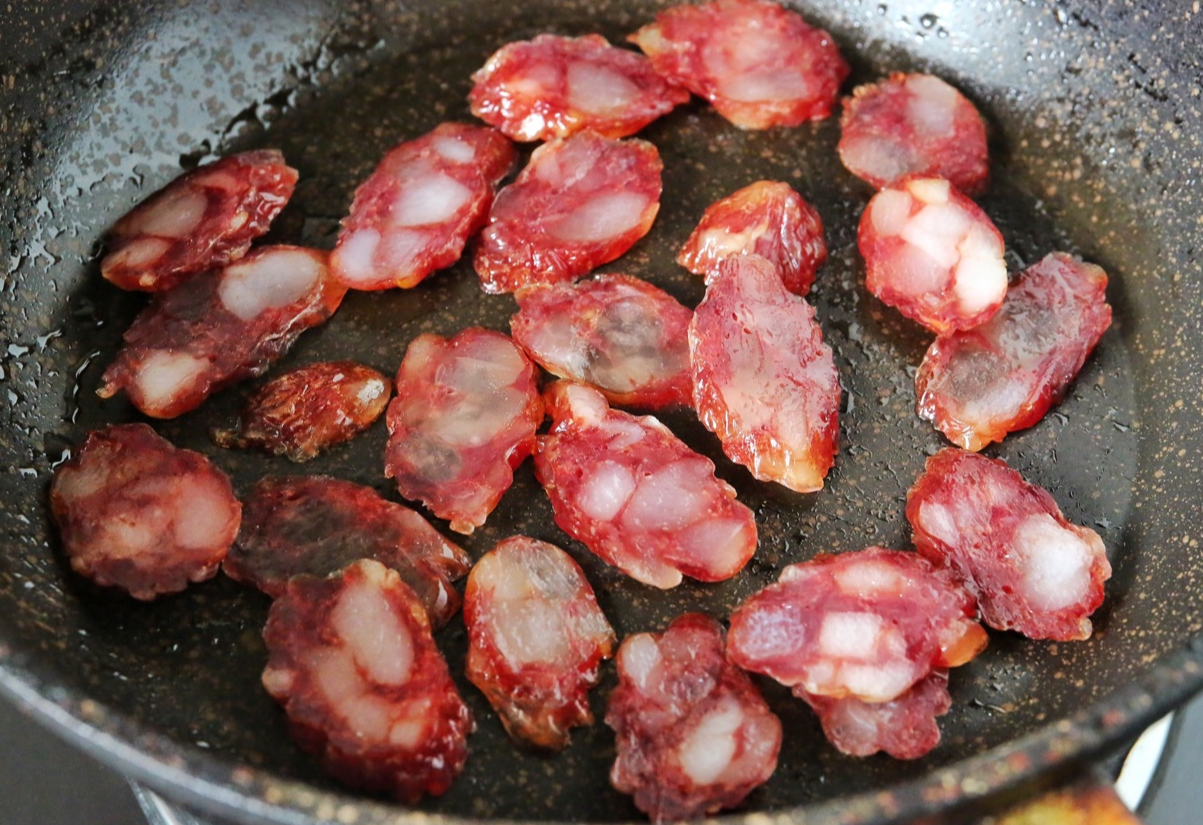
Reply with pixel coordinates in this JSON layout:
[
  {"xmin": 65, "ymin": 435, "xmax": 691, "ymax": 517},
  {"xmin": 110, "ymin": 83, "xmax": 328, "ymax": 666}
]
[{"xmin": 2, "ymin": 0, "xmax": 1203, "ymax": 823}]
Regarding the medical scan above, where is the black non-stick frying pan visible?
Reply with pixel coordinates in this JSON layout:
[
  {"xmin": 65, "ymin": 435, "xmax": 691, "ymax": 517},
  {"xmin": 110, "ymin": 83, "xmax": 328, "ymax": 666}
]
[{"xmin": 2, "ymin": 1, "xmax": 1203, "ymax": 823}]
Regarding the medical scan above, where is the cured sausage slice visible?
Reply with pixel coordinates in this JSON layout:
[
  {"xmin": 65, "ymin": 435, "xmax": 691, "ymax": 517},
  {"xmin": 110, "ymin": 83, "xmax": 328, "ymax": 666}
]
[
  {"xmin": 510, "ymin": 273, "xmax": 692, "ymax": 410},
  {"xmin": 915, "ymin": 252, "xmax": 1112, "ymax": 450},
  {"xmin": 906, "ymin": 448, "xmax": 1111, "ymax": 641},
  {"xmin": 677, "ymin": 180, "xmax": 826, "ymax": 297},
  {"xmin": 474, "ymin": 132, "xmax": 663, "ymax": 294},
  {"xmin": 839, "ymin": 73, "xmax": 990, "ymax": 195},
  {"xmin": 98, "ymin": 246, "xmax": 346, "ymax": 419},
  {"xmin": 534, "ymin": 381, "xmax": 757, "ymax": 589},
  {"xmin": 261, "ymin": 559, "xmax": 473, "ymax": 802},
  {"xmin": 605, "ymin": 613, "xmax": 782, "ymax": 823},
  {"xmin": 464, "ymin": 536, "xmax": 616, "ymax": 750},
  {"xmin": 728, "ymin": 547, "xmax": 987, "ymax": 703},
  {"xmin": 859, "ymin": 176, "xmax": 1007, "ymax": 333},
  {"xmin": 49, "ymin": 423, "xmax": 241, "ymax": 600},
  {"xmin": 101, "ymin": 149, "xmax": 298, "ymax": 292},
  {"xmin": 384, "ymin": 328, "xmax": 543, "ymax": 534},
  {"xmin": 469, "ymin": 34, "xmax": 690, "ymax": 142},
  {"xmin": 797, "ymin": 669, "xmax": 951, "ymax": 760},
  {"xmin": 689, "ymin": 254, "xmax": 839, "ymax": 493},
  {"xmin": 213, "ymin": 361, "xmax": 390, "ymax": 461},
  {"xmin": 225, "ymin": 475, "xmax": 470, "ymax": 627},
  {"xmin": 629, "ymin": 0, "xmax": 849, "ymax": 130},
  {"xmin": 330, "ymin": 123, "xmax": 516, "ymax": 290}
]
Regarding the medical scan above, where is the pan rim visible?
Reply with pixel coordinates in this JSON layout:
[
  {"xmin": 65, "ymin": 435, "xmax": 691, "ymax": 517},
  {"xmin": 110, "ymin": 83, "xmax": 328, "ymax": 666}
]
[{"xmin": 2, "ymin": 635, "xmax": 1202, "ymax": 825}]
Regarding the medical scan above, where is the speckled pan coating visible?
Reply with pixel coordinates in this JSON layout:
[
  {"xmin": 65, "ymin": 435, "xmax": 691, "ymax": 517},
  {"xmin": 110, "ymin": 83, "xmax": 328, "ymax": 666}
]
[{"xmin": 1, "ymin": 1, "xmax": 1202, "ymax": 824}]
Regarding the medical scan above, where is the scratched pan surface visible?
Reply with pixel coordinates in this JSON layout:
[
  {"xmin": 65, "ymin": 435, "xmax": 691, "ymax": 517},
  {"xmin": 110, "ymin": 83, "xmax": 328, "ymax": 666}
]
[{"xmin": 2, "ymin": 1, "xmax": 1203, "ymax": 823}]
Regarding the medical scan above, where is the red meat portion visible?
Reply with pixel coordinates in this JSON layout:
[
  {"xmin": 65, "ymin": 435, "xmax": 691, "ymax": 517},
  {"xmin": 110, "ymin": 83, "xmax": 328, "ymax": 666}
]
[
  {"xmin": 330, "ymin": 123, "xmax": 516, "ymax": 290},
  {"xmin": 858, "ymin": 176, "xmax": 1007, "ymax": 333},
  {"xmin": 915, "ymin": 252, "xmax": 1112, "ymax": 450},
  {"xmin": 906, "ymin": 448, "xmax": 1111, "ymax": 641},
  {"xmin": 473, "ymin": 132, "xmax": 663, "ymax": 294},
  {"xmin": 464, "ymin": 536, "xmax": 616, "ymax": 749},
  {"xmin": 510, "ymin": 273, "xmax": 692, "ymax": 409},
  {"xmin": 689, "ymin": 254, "xmax": 839, "ymax": 493},
  {"xmin": 49, "ymin": 423, "xmax": 241, "ymax": 600},
  {"xmin": 101, "ymin": 149, "xmax": 298, "ymax": 292},
  {"xmin": 839, "ymin": 73, "xmax": 989, "ymax": 195},
  {"xmin": 225, "ymin": 475, "xmax": 470, "ymax": 627},
  {"xmin": 797, "ymin": 669, "xmax": 951, "ymax": 760},
  {"xmin": 98, "ymin": 246, "xmax": 346, "ymax": 419},
  {"xmin": 534, "ymin": 381, "xmax": 757, "ymax": 588},
  {"xmin": 384, "ymin": 328, "xmax": 543, "ymax": 534},
  {"xmin": 605, "ymin": 613, "xmax": 782, "ymax": 823},
  {"xmin": 261, "ymin": 560, "xmax": 473, "ymax": 803},
  {"xmin": 469, "ymin": 34, "xmax": 690, "ymax": 142},
  {"xmin": 678, "ymin": 180, "xmax": 827, "ymax": 296},
  {"xmin": 629, "ymin": 0, "xmax": 849, "ymax": 129},
  {"xmin": 728, "ymin": 547, "xmax": 987, "ymax": 703},
  {"xmin": 213, "ymin": 361, "xmax": 391, "ymax": 461}
]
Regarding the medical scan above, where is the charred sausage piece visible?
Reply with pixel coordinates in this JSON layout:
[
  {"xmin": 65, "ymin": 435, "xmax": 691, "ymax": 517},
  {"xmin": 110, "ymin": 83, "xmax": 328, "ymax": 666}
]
[
  {"xmin": 49, "ymin": 423, "xmax": 241, "ymax": 600},
  {"xmin": 907, "ymin": 448, "xmax": 1111, "ymax": 641},
  {"xmin": 469, "ymin": 34, "xmax": 690, "ymax": 142},
  {"xmin": 464, "ymin": 536, "xmax": 616, "ymax": 749},
  {"xmin": 330, "ymin": 123, "xmax": 516, "ymax": 290},
  {"xmin": 98, "ymin": 246, "xmax": 346, "ymax": 419},
  {"xmin": 797, "ymin": 669, "xmax": 951, "ymax": 760},
  {"xmin": 474, "ymin": 132, "xmax": 663, "ymax": 294},
  {"xmin": 915, "ymin": 252, "xmax": 1112, "ymax": 450},
  {"xmin": 689, "ymin": 254, "xmax": 840, "ymax": 493},
  {"xmin": 859, "ymin": 176, "xmax": 1007, "ymax": 333},
  {"xmin": 225, "ymin": 475, "xmax": 470, "ymax": 627},
  {"xmin": 534, "ymin": 381, "xmax": 757, "ymax": 589},
  {"xmin": 678, "ymin": 180, "xmax": 827, "ymax": 297},
  {"xmin": 510, "ymin": 273, "xmax": 693, "ymax": 410},
  {"xmin": 213, "ymin": 361, "xmax": 390, "ymax": 461},
  {"xmin": 384, "ymin": 328, "xmax": 543, "ymax": 534},
  {"xmin": 839, "ymin": 73, "xmax": 990, "ymax": 195},
  {"xmin": 605, "ymin": 613, "xmax": 782, "ymax": 823},
  {"xmin": 629, "ymin": 0, "xmax": 849, "ymax": 130},
  {"xmin": 261, "ymin": 559, "xmax": 473, "ymax": 803},
  {"xmin": 728, "ymin": 547, "xmax": 987, "ymax": 703},
  {"xmin": 101, "ymin": 149, "xmax": 298, "ymax": 292}
]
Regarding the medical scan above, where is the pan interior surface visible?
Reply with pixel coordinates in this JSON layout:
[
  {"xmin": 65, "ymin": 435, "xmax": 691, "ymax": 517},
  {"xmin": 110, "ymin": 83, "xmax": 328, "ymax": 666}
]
[{"xmin": 2, "ymin": 0, "xmax": 1202, "ymax": 823}]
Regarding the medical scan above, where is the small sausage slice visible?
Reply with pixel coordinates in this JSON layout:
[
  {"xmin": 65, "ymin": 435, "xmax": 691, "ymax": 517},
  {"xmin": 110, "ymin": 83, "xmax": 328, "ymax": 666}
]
[
  {"xmin": 605, "ymin": 613, "xmax": 782, "ymax": 823},
  {"xmin": 474, "ymin": 131, "xmax": 663, "ymax": 294},
  {"xmin": 261, "ymin": 559, "xmax": 473, "ymax": 803},
  {"xmin": 629, "ymin": 0, "xmax": 849, "ymax": 129},
  {"xmin": 728, "ymin": 547, "xmax": 987, "ymax": 703},
  {"xmin": 678, "ymin": 180, "xmax": 827, "ymax": 296},
  {"xmin": 859, "ymin": 176, "xmax": 1007, "ymax": 333},
  {"xmin": 469, "ymin": 34, "xmax": 690, "ymax": 141},
  {"xmin": 213, "ymin": 361, "xmax": 390, "ymax": 461},
  {"xmin": 797, "ymin": 669, "xmax": 951, "ymax": 760},
  {"xmin": 98, "ymin": 246, "xmax": 346, "ymax": 419},
  {"xmin": 101, "ymin": 149, "xmax": 298, "ymax": 292},
  {"xmin": 464, "ymin": 536, "xmax": 616, "ymax": 750},
  {"xmin": 225, "ymin": 475, "xmax": 471, "ymax": 627},
  {"xmin": 907, "ymin": 448, "xmax": 1111, "ymax": 641},
  {"xmin": 689, "ymin": 254, "xmax": 840, "ymax": 493},
  {"xmin": 915, "ymin": 252, "xmax": 1112, "ymax": 450},
  {"xmin": 49, "ymin": 423, "xmax": 241, "ymax": 600},
  {"xmin": 330, "ymin": 123, "xmax": 516, "ymax": 290},
  {"xmin": 510, "ymin": 273, "xmax": 693, "ymax": 409},
  {"xmin": 384, "ymin": 328, "xmax": 543, "ymax": 534},
  {"xmin": 534, "ymin": 381, "xmax": 757, "ymax": 588},
  {"xmin": 839, "ymin": 73, "xmax": 990, "ymax": 195}
]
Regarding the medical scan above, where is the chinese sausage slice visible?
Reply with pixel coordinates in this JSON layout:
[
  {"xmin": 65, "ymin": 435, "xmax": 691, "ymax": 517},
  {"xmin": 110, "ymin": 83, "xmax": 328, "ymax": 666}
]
[
  {"xmin": 464, "ymin": 536, "xmax": 615, "ymax": 749},
  {"xmin": 534, "ymin": 381, "xmax": 757, "ymax": 589}
]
